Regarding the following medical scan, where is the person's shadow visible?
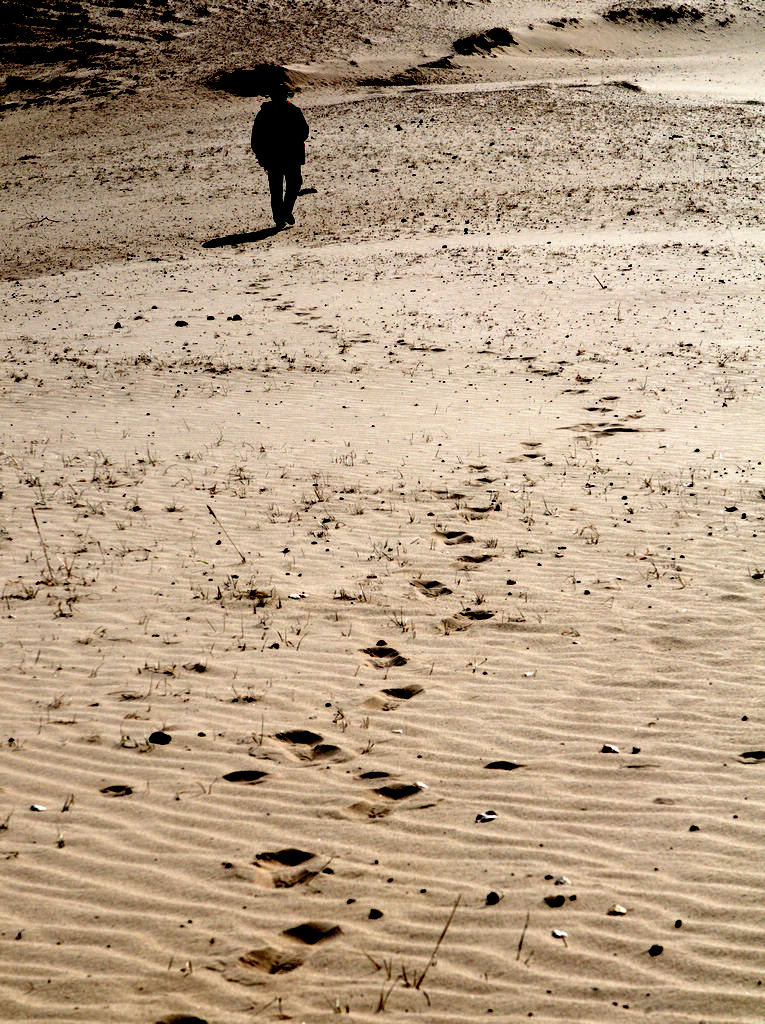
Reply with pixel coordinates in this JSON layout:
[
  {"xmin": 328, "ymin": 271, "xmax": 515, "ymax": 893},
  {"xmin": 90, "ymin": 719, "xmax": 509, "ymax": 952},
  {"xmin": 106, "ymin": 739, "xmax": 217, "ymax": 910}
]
[{"xmin": 202, "ymin": 226, "xmax": 283, "ymax": 249}]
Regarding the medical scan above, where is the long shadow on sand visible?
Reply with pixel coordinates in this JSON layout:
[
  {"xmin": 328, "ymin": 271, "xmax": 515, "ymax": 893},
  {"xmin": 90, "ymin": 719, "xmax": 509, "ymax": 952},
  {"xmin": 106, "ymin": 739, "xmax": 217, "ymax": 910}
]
[{"xmin": 203, "ymin": 227, "xmax": 282, "ymax": 248}]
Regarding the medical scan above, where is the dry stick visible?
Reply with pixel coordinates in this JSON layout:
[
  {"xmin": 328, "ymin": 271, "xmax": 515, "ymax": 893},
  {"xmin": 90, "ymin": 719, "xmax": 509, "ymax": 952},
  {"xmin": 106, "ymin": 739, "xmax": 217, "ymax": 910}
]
[
  {"xmin": 516, "ymin": 911, "xmax": 530, "ymax": 961},
  {"xmin": 593, "ymin": 274, "xmax": 608, "ymax": 290},
  {"xmin": 206, "ymin": 504, "xmax": 246, "ymax": 563},
  {"xmin": 31, "ymin": 507, "xmax": 56, "ymax": 582},
  {"xmin": 252, "ymin": 995, "xmax": 278, "ymax": 1017},
  {"xmin": 375, "ymin": 980, "xmax": 398, "ymax": 1013},
  {"xmin": 415, "ymin": 894, "xmax": 461, "ymax": 989}
]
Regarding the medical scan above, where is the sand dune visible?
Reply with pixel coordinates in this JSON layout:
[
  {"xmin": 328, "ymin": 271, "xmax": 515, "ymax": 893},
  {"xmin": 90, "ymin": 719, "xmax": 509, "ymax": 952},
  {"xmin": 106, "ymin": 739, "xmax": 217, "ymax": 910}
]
[{"xmin": 1, "ymin": 1, "xmax": 764, "ymax": 1021}]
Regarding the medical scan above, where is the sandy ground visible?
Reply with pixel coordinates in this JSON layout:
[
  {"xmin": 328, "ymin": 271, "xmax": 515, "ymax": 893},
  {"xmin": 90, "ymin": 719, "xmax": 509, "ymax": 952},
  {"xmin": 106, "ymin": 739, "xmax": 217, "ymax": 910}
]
[{"xmin": 1, "ymin": 3, "xmax": 764, "ymax": 1022}]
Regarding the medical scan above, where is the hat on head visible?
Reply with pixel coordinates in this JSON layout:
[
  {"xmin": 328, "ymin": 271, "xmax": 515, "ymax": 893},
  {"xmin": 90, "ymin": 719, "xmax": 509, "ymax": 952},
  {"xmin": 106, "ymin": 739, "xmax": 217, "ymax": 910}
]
[{"xmin": 269, "ymin": 80, "xmax": 293, "ymax": 99}]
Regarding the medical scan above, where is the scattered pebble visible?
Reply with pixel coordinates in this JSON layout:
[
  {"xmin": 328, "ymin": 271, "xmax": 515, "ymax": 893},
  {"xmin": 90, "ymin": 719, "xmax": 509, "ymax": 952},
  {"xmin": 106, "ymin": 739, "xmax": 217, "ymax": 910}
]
[{"xmin": 544, "ymin": 894, "xmax": 565, "ymax": 908}]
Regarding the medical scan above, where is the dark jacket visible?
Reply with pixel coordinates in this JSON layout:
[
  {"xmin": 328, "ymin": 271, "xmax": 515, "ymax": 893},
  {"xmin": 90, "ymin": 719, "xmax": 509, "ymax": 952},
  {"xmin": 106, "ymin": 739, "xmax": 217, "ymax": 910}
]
[{"xmin": 251, "ymin": 100, "xmax": 309, "ymax": 168}]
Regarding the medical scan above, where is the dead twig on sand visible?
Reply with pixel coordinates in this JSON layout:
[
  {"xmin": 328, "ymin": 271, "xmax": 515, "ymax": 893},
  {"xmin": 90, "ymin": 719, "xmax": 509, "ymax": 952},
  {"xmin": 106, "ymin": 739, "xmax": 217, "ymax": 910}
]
[
  {"xmin": 415, "ymin": 894, "xmax": 461, "ymax": 989},
  {"xmin": 516, "ymin": 911, "xmax": 530, "ymax": 961},
  {"xmin": 31, "ymin": 507, "xmax": 56, "ymax": 582},
  {"xmin": 374, "ymin": 980, "xmax": 398, "ymax": 1013},
  {"xmin": 206, "ymin": 504, "xmax": 246, "ymax": 563}
]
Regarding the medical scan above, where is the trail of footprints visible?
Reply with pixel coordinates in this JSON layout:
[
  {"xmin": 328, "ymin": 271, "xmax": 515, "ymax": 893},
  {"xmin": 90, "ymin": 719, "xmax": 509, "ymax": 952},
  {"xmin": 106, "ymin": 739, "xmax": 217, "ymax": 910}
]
[
  {"xmin": 215, "ymin": 919, "xmax": 344, "ymax": 980},
  {"xmin": 164, "ymin": 469, "xmax": 516, "ymax": 987}
]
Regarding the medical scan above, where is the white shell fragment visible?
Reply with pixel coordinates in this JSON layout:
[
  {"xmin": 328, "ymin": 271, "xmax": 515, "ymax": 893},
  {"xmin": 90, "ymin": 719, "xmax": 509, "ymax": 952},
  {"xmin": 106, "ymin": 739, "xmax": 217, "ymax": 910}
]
[
  {"xmin": 552, "ymin": 929, "xmax": 568, "ymax": 940},
  {"xmin": 601, "ymin": 744, "xmax": 620, "ymax": 754},
  {"xmin": 288, "ymin": 592, "xmax": 308, "ymax": 600},
  {"xmin": 553, "ymin": 876, "xmax": 571, "ymax": 886},
  {"xmin": 475, "ymin": 809, "xmax": 497, "ymax": 823},
  {"xmin": 607, "ymin": 904, "xmax": 628, "ymax": 916},
  {"xmin": 30, "ymin": 804, "xmax": 46, "ymax": 812}
]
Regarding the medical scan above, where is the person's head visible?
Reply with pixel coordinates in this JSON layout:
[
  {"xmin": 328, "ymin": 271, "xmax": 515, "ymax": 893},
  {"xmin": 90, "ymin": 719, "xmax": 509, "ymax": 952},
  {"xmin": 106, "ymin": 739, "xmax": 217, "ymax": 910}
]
[{"xmin": 268, "ymin": 81, "xmax": 292, "ymax": 102}]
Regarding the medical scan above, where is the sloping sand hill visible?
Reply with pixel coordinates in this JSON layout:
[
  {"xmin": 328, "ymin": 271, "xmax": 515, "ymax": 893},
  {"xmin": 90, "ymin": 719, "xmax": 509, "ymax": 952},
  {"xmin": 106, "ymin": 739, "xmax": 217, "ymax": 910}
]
[{"xmin": 1, "ymin": 2, "xmax": 764, "ymax": 1022}]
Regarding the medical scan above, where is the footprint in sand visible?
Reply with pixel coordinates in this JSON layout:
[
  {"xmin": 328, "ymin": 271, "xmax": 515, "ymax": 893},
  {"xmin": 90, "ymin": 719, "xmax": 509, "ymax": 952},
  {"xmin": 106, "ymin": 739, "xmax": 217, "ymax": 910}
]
[
  {"xmin": 343, "ymin": 775, "xmax": 429, "ymax": 820},
  {"xmin": 253, "ymin": 848, "xmax": 325, "ymax": 888},
  {"xmin": 457, "ymin": 552, "xmax": 495, "ymax": 564},
  {"xmin": 373, "ymin": 782, "xmax": 424, "ymax": 800},
  {"xmin": 329, "ymin": 799, "xmax": 393, "ymax": 821},
  {"xmin": 382, "ymin": 684, "xmax": 423, "ymax": 700},
  {"xmin": 155, "ymin": 1015, "xmax": 208, "ymax": 1024},
  {"xmin": 363, "ymin": 683, "xmax": 423, "ymax": 711},
  {"xmin": 276, "ymin": 729, "xmax": 323, "ymax": 745},
  {"xmin": 275, "ymin": 728, "xmax": 350, "ymax": 763},
  {"xmin": 361, "ymin": 640, "xmax": 408, "ymax": 668},
  {"xmin": 222, "ymin": 769, "xmax": 267, "ymax": 784},
  {"xmin": 100, "ymin": 784, "xmax": 133, "ymax": 797},
  {"xmin": 442, "ymin": 614, "xmax": 472, "ymax": 633},
  {"xmin": 283, "ymin": 921, "xmax": 342, "ymax": 944},
  {"xmin": 410, "ymin": 579, "xmax": 452, "ymax": 597},
  {"xmin": 238, "ymin": 945, "xmax": 304, "ymax": 974},
  {"xmin": 230, "ymin": 922, "xmax": 340, "ymax": 980},
  {"xmin": 309, "ymin": 743, "xmax": 349, "ymax": 762},
  {"xmin": 463, "ymin": 500, "xmax": 501, "ymax": 520},
  {"xmin": 442, "ymin": 608, "xmax": 495, "ymax": 633},
  {"xmin": 433, "ymin": 529, "xmax": 475, "ymax": 545},
  {"xmin": 429, "ymin": 488, "xmax": 465, "ymax": 500}
]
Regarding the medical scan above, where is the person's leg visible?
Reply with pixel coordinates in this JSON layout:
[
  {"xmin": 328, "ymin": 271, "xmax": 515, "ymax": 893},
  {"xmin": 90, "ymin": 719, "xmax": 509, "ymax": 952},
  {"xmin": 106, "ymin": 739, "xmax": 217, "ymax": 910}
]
[
  {"xmin": 282, "ymin": 164, "xmax": 303, "ymax": 224},
  {"xmin": 267, "ymin": 167, "xmax": 285, "ymax": 226}
]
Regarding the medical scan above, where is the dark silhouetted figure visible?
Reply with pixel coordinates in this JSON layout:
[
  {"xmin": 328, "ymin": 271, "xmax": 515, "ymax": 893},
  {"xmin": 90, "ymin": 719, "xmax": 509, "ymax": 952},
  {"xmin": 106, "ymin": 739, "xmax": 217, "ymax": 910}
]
[{"xmin": 251, "ymin": 82, "xmax": 309, "ymax": 229}]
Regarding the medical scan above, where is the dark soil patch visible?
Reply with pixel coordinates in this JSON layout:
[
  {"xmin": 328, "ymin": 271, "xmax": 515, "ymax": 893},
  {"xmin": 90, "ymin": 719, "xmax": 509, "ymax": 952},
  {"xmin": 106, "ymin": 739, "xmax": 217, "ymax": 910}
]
[
  {"xmin": 206, "ymin": 63, "xmax": 301, "ymax": 96},
  {"xmin": 602, "ymin": 5, "xmax": 703, "ymax": 25},
  {"xmin": 453, "ymin": 27, "xmax": 517, "ymax": 55}
]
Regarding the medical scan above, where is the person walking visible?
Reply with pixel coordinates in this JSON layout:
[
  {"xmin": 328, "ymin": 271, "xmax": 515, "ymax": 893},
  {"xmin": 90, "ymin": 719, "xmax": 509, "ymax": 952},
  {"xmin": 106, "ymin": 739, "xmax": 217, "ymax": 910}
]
[{"xmin": 251, "ymin": 82, "xmax": 309, "ymax": 229}]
